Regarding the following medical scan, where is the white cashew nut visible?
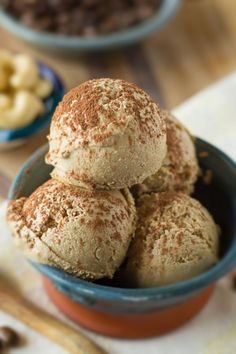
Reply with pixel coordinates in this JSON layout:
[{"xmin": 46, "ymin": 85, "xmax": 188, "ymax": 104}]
[
  {"xmin": 10, "ymin": 54, "xmax": 39, "ymax": 90},
  {"xmin": 0, "ymin": 91, "xmax": 44, "ymax": 129},
  {"xmin": 0, "ymin": 66, "xmax": 10, "ymax": 91},
  {"xmin": 34, "ymin": 79, "xmax": 53, "ymax": 99},
  {"xmin": 0, "ymin": 94, "xmax": 11, "ymax": 111},
  {"xmin": 0, "ymin": 50, "xmax": 53, "ymax": 130},
  {"xmin": 0, "ymin": 49, "xmax": 13, "ymax": 68}
]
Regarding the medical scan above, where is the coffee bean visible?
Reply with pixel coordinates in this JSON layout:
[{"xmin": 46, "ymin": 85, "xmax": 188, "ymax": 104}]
[
  {"xmin": 83, "ymin": 26, "xmax": 97, "ymax": 37},
  {"xmin": 0, "ymin": 326, "xmax": 20, "ymax": 348}
]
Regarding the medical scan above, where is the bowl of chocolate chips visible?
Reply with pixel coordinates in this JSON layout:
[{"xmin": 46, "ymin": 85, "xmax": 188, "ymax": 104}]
[{"xmin": 0, "ymin": 0, "xmax": 181, "ymax": 52}]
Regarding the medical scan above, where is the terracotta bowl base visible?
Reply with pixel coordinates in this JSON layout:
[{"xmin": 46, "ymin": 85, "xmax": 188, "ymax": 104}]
[{"xmin": 43, "ymin": 278, "xmax": 214, "ymax": 339}]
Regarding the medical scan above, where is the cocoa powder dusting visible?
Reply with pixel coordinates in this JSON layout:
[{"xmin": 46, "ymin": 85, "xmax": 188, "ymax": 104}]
[
  {"xmin": 49, "ymin": 78, "xmax": 165, "ymax": 156},
  {"xmin": 9, "ymin": 179, "xmax": 133, "ymax": 240}
]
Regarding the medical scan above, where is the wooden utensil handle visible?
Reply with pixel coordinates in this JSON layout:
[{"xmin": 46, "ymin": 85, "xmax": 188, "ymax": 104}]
[{"xmin": 0, "ymin": 290, "xmax": 106, "ymax": 354}]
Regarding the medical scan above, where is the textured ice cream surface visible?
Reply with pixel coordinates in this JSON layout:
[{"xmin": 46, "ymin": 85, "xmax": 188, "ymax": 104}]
[
  {"xmin": 123, "ymin": 192, "xmax": 220, "ymax": 288},
  {"xmin": 132, "ymin": 111, "xmax": 199, "ymax": 197},
  {"xmin": 7, "ymin": 179, "xmax": 136, "ymax": 280},
  {"xmin": 46, "ymin": 78, "xmax": 166, "ymax": 190}
]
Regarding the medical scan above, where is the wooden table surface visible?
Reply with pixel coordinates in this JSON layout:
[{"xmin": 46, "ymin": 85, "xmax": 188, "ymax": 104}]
[{"xmin": 0, "ymin": 0, "xmax": 236, "ymax": 195}]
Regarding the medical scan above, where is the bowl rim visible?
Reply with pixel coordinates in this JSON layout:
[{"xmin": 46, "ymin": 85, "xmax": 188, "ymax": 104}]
[
  {"xmin": 0, "ymin": 0, "xmax": 181, "ymax": 50},
  {"xmin": 0, "ymin": 61, "xmax": 65, "ymax": 142},
  {"xmin": 8, "ymin": 138, "xmax": 236, "ymax": 301}
]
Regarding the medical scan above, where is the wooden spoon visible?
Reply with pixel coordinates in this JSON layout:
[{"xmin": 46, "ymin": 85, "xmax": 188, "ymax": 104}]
[{"xmin": 0, "ymin": 273, "xmax": 107, "ymax": 354}]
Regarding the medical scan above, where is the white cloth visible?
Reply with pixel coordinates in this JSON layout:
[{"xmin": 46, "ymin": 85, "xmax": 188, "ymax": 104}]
[
  {"xmin": 1, "ymin": 72, "xmax": 236, "ymax": 354},
  {"xmin": 173, "ymin": 71, "xmax": 236, "ymax": 161}
]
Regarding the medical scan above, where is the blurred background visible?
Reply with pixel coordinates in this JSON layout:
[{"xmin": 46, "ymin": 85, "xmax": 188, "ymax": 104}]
[
  {"xmin": 0, "ymin": 2, "xmax": 236, "ymax": 352},
  {"xmin": 0, "ymin": 0, "xmax": 235, "ymax": 186}
]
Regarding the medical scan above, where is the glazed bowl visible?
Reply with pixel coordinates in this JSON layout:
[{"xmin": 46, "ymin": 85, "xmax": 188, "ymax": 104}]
[
  {"xmin": 0, "ymin": 0, "xmax": 181, "ymax": 53},
  {"xmin": 0, "ymin": 61, "xmax": 64, "ymax": 149},
  {"xmin": 8, "ymin": 138, "xmax": 236, "ymax": 338}
]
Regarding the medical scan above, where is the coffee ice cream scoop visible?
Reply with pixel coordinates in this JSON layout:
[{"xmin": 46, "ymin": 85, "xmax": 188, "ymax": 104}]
[
  {"xmin": 7, "ymin": 179, "xmax": 136, "ymax": 280},
  {"xmin": 46, "ymin": 78, "xmax": 167, "ymax": 190},
  {"xmin": 123, "ymin": 192, "xmax": 219, "ymax": 288},
  {"xmin": 132, "ymin": 111, "xmax": 199, "ymax": 197}
]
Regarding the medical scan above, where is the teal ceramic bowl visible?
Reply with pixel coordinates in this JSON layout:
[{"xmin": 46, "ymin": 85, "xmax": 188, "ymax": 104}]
[
  {"xmin": 8, "ymin": 139, "xmax": 236, "ymax": 338},
  {"xmin": 0, "ymin": 0, "xmax": 181, "ymax": 53},
  {"xmin": 0, "ymin": 61, "xmax": 64, "ymax": 149}
]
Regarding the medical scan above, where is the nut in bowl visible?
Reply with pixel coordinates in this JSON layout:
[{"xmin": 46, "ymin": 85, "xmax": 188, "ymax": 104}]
[
  {"xmin": 0, "ymin": 50, "xmax": 64, "ymax": 149},
  {"xmin": 7, "ymin": 79, "xmax": 236, "ymax": 338}
]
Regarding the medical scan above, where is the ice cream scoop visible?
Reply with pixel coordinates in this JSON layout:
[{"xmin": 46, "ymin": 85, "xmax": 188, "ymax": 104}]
[
  {"xmin": 7, "ymin": 179, "xmax": 136, "ymax": 280},
  {"xmin": 45, "ymin": 78, "xmax": 167, "ymax": 190},
  {"xmin": 122, "ymin": 192, "xmax": 219, "ymax": 288},
  {"xmin": 132, "ymin": 111, "xmax": 199, "ymax": 197}
]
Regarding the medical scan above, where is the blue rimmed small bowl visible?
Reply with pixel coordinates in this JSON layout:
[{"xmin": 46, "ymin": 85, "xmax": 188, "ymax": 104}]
[
  {"xmin": 8, "ymin": 138, "xmax": 236, "ymax": 338},
  {"xmin": 0, "ymin": 0, "xmax": 181, "ymax": 53},
  {"xmin": 0, "ymin": 61, "xmax": 64, "ymax": 149}
]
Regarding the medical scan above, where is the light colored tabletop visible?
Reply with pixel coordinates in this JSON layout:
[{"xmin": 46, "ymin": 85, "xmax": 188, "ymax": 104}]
[{"xmin": 0, "ymin": 0, "xmax": 236, "ymax": 188}]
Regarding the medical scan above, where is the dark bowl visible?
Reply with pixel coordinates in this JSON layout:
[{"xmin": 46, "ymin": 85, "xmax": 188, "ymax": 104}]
[{"xmin": 8, "ymin": 138, "xmax": 236, "ymax": 338}]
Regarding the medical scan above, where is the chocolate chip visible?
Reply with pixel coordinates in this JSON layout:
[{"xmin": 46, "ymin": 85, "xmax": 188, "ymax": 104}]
[
  {"xmin": 83, "ymin": 26, "xmax": 97, "ymax": 37},
  {"xmin": 0, "ymin": 326, "xmax": 20, "ymax": 348}
]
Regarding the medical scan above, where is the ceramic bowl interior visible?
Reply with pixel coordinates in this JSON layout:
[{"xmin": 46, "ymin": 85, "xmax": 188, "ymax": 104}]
[
  {"xmin": 0, "ymin": 0, "xmax": 181, "ymax": 52},
  {"xmin": 0, "ymin": 61, "xmax": 64, "ymax": 145},
  {"xmin": 8, "ymin": 138, "xmax": 236, "ymax": 314}
]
